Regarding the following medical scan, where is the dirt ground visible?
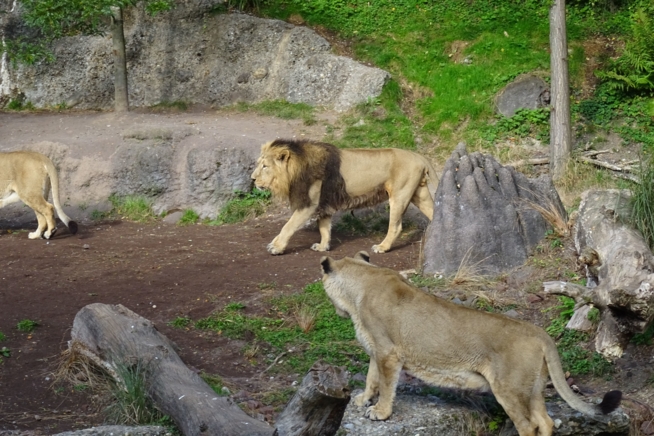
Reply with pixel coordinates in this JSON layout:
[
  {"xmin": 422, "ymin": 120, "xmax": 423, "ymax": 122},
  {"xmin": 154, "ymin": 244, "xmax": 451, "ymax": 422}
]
[{"xmin": 2, "ymin": 109, "xmax": 654, "ymax": 435}]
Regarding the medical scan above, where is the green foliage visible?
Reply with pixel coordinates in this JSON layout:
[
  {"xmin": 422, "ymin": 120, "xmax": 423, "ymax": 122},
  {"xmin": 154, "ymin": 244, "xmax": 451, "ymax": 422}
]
[
  {"xmin": 208, "ymin": 188, "xmax": 271, "ymax": 225},
  {"xmin": 167, "ymin": 316, "xmax": 191, "ymax": 329},
  {"xmin": 587, "ymin": 307, "xmax": 600, "ymax": 323},
  {"xmin": 226, "ymin": 0, "xmax": 265, "ymax": 12},
  {"xmin": 6, "ymin": 99, "xmax": 35, "ymax": 111},
  {"xmin": 107, "ymin": 194, "xmax": 156, "ymax": 222},
  {"xmin": 195, "ymin": 281, "xmax": 367, "ymax": 373},
  {"xmin": 178, "ymin": 209, "xmax": 200, "ymax": 226},
  {"xmin": 544, "ymin": 296, "xmax": 575, "ymax": 337},
  {"xmin": 630, "ymin": 157, "xmax": 654, "ymax": 250},
  {"xmin": 595, "ymin": 8, "xmax": 654, "ymax": 94},
  {"xmin": 631, "ymin": 323, "xmax": 654, "ymax": 345},
  {"xmin": 225, "ymin": 302, "xmax": 247, "ymax": 311},
  {"xmin": 104, "ymin": 360, "xmax": 165, "ymax": 426},
  {"xmin": 408, "ymin": 273, "xmax": 447, "ymax": 289},
  {"xmin": 482, "ymin": 108, "xmax": 550, "ymax": 144},
  {"xmin": 16, "ymin": 319, "xmax": 39, "ymax": 333},
  {"xmin": 556, "ymin": 330, "xmax": 614, "ymax": 377},
  {"xmin": 233, "ymin": 100, "xmax": 316, "ymax": 125},
  {"xmin": 0, "ymin": 347, "xmax": 10, "ymax": 358},
  {"xmin": 2, "ymin": 38, "xmax": 53, "ymax": 67},
  {"xmin": 0, "ymin": 332, "xmax": 6, "ymax": 342}
]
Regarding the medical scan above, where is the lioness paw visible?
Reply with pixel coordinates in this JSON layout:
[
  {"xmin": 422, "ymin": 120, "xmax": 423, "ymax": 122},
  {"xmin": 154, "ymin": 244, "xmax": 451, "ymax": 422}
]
[
  {"xmin": 364, "ymin": 405, "xmax": 391, "ymax": 421},
  {"xmin": 310, "ymin": 243, "xmax": 330, "ymax": 252},
  {"xmin": 267, "ymin": 241, "xmax": 285, "ymax": 255},
  {"xmin": 28, "ymin": 231, "xmax": 42, "ymax": 239},
  {"xmin": 353, "ymin": 393, "xmax": 372, "ymax": 407},
  {"xmin": 371, "ymin": 244, "xmax": 388, "ymax": 254}
]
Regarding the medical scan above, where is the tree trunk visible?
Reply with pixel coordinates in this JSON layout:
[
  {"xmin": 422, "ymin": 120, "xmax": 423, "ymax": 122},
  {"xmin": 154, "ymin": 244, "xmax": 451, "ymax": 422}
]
[
  {"xmin": 549, "ymin": 0, "xmax": 572, "ymax": 181},
  {"xmin": 273, "ymin": 362, "xmax": 350, "ymax": 436},
  {"xmin": 110, "ymin": 6, "xmax": 129, "ymax": 112},
  {"xmin": 71, "ymin": 303, "xmax": 273, "ymax": 436}
]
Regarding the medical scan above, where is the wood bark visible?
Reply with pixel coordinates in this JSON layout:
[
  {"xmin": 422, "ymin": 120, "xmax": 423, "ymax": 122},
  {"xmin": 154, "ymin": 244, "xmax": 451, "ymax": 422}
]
[
  {"xmin": 549, "ymin": 0, "xmax": 572, "ymax": 181},
  {"xmin": 111, "ymin": 6, "xmax": 129, "ymax": 112},
  {"xmin": 71, "ymin": 303, "xmax": 273, "ymax": 436},
  {"xmin": 545, "ymin": 190, "xmax": 654, "ymax": 358},
  {"xmin": 70, "ymin": 304, "xmax": 350, "ymax": 436},
  {"xmin": 273, "ymin": 361, "xmax": 350, "ymax": 436}
]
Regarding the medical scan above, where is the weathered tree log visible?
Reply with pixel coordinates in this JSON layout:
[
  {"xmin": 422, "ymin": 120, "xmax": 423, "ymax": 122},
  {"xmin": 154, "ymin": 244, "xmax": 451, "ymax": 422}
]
[
  {"xmin": 71, "ymin": 303, "xmax": 273, "ymax": 436},
  {"xmin": 547, "ymin": 189, "xmax": 654, "ymax": 358},
  {"xmin": 273, "ymin": 362, "xmax": 350, "ymax": 436},
  {"xmin": 70, "ymin": 304, "xmax": 349, "ymax": 436}
]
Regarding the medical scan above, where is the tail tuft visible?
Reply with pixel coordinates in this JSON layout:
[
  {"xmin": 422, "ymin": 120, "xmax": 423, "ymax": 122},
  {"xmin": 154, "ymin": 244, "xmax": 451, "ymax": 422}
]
[
  {"xmin": 68, "ymin": 220, "xmax": 79, "ymax": 235},
  {"xmin": 599, "ymin": 390, "xmax": 622, "ymax": 414}
]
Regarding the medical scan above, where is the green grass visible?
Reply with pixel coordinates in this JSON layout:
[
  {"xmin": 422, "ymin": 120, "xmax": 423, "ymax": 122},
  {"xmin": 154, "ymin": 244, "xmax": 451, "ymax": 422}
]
[
  {"xmin": 0, "ymin": 332, "xmax": 6, "ymax": 342},
  {"xmin": 103, "ymin": 194, "xmax": 157, "ymax": 222},
  {"xmin": 16, "ymin": 319, "xmax": 39, "ymax": 333},
  {"xmin": 200, "ymin": 373, "xmax": 230, "ymax": 396},
  {"xmin": 232, "ymin": 100, "xmax": 316, "ymax": 125},
  {"xmin": 195, "ymin": 282, "xmax": 367, "ymax": 374},
  {"xmin": 167, "ymin": 316, "xmax": 192, "ymax": 329},
  {"xmin": 631, "ymin": 323, "xmax": 654, "ymax": 346},
  {"xmin": 207, "ymin": 188, "xmax": 271, "ymax": 225},
  {"xmin": 178, "ymin": 209, "xmax": 200, "ymax": 226},
  {"xmin": 0, "ymin": 347, "xmax": 10, "ymax": 358},
  {"xmin": 631, "ymin": 157, "xmax": 654, "ymax": 251},
  {"xmin": 543, "ymin": 296, "xmax": 575, "ymax": 338}
]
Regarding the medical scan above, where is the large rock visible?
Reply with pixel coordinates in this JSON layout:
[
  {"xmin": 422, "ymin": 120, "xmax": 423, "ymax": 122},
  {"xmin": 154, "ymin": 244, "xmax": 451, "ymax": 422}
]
[
  {"xmin": 423, "ymin": 143, "xmax": 566, "ymax": 275},
  {"xmin": 495, "ymin": 74, "xmax": 549, "ymax": 117},
  {"xmin": 0, "ymin": 3, "xmax": 389, "ymax": 111}
]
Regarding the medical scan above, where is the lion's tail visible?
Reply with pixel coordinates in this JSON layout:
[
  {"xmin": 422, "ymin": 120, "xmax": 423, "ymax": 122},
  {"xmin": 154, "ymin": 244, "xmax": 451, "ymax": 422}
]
[
  {"xmin": 43, "ymin": 157, "xmax": 78, "ymax": 235},
  {"xmin": 543, "ymin": 334, "xmax": 621, "ymax": 416}
]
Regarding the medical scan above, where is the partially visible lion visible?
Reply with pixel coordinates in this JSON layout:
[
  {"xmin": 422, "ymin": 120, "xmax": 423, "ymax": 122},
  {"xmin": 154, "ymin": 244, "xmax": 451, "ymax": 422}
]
[
  {"xmin": 1, "ymin": 151, "xmax": 78, "ymax": 239},
  {"xmin": 320, "ymin": 252, "xmax": 622, "ymax": 436},
  {"xmin": 250, "ymin": 139, "xmax": 437, "ymax": 254}
]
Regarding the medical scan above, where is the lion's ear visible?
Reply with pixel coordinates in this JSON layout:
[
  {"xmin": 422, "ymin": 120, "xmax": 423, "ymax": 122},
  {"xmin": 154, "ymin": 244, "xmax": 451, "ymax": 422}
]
[
  {"xmin": 320, "ymin": 256, "xmax": 333, "ymax": 274},
  {"xmin": 277, "ymin": 149, "xmax": 291, "ymax": 163},
  {"xmin": 354, "ymin": 251, "xmax": 370, "ymax": 263}
]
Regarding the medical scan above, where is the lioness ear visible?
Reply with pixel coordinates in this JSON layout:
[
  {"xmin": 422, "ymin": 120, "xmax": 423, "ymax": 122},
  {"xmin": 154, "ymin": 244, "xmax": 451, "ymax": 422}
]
[
  {"xmin": 320, "ymin": 256, "xmax": 333, "ymax": 274},
  {"xmin": 354, "ymin": 251, "xmax": 370, "ymax": 263}
]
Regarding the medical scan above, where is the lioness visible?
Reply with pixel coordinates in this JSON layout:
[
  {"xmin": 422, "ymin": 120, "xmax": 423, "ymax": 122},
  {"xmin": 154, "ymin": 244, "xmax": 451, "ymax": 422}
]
[
  {"xmin": 320, "ymin": 252, "xmax": 622, "ymax": 436},
  {"xmin": 1, "ymin": 151, "xmax": 78, "ymax": 239},
  {"xmin": 251, "ymin": 139, "xmax": 437, "ymax": 255}
]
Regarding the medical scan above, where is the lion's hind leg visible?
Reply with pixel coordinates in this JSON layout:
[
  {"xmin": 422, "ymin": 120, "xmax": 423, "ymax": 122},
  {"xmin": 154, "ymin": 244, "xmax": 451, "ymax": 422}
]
[
  {"xmin": 373, "ymin": 188, "xmax": 414, "ymax": 253},
  {"xmin": 411, "ymin": 183, "xmax": 434, "ymax": 221},
  {"xmin": 354, "ymin": 356, "xmax": 380, "ymax": 407}
]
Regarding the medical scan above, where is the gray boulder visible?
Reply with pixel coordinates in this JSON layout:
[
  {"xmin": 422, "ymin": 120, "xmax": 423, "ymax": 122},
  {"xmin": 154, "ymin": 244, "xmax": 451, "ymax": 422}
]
[
  {"xmin": 423, "ymin": 143, "xmax": 566, "ymax": 275},
  {"xmin": 0, "ymin": 4, "xmax": 389, "ymax": 111},
  {"xmin": 495, "ymin": 74, "xmax": 549, "ymax": 117}
]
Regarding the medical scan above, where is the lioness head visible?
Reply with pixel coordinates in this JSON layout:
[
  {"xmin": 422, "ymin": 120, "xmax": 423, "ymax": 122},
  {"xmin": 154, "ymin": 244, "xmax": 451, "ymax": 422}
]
[{"xmin": 320, "ymin": 251, "xmax": 373, "ymax": 319}]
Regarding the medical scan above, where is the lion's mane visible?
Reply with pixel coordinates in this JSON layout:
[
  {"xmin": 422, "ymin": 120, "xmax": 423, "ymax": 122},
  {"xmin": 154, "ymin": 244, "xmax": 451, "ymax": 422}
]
[{"xmin": 263, "ymin": 139, "xmax": 350, "ymax": 215}]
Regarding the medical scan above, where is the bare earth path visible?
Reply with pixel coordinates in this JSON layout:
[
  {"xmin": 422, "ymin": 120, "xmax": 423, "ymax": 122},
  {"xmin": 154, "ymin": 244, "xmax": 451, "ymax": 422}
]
[{"xmin": 0, "ymin": 109, "xmax": 423, "ymax": 434}]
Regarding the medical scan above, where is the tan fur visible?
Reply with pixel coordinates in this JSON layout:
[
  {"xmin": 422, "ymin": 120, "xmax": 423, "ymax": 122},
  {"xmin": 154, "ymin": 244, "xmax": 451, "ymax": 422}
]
[
  {"xmin": 320, "ymin": 252, "xmax": 622, "ymax": 436},
  {"xmin": 251, "ymin": 139, "xmax": 438, "ymax": 254},
  {"xmin": 1, "ymin": 151, "xmax": 77, "ymax": 239}
]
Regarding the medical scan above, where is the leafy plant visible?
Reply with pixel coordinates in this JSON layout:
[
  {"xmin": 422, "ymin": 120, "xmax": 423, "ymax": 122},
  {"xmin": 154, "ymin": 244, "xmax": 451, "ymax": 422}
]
[
  {"xmin": 17, "ymin": 319, "xmax": 39, "ymax": 333},
  {"xmin": 225, "ymin": 302, "xmax": 246, "ymax": 311},
  {"xmin": 0, "ymin": 347, "xmax": 10, "ymax": 358},
  {"xmin": 104, "ymin": 360, "xmax": 164, "ymax": 425},
  {"xmin": 208, "ymin": 188, "xmax": 271, "ymax": 225},
  {"xmin": 544, "ymin": 296, "xmax": 575, "ymax": 337},
  {"xmin": 556, "ymin": 330, "xmax": 613, "ymax": 377},
  {"xmin": 631, "ymin": 323, "xmax": 654, "ymax": 345}
]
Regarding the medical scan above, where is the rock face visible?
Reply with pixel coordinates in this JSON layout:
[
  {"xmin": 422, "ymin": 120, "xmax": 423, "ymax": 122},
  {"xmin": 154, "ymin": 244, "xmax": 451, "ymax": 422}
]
[
  {"xmin": 495, "ymin": 74, "xmax": 549, "ymax": 117},
  {"xmin": 0, "ymin": 2, "xmax": 389, "ymax": 111},
  {"xmin": 423, "ymin": 143, "xmax": 566, "ymax": 275}
]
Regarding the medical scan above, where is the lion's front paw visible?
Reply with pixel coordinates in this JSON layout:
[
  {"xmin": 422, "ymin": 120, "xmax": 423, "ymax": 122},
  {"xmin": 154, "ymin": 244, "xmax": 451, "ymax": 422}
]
[
  {"xmin": 353, "ymin": 393, "xmax": 372, "ymax": 407},
  {"xmin": 364, "ymin": 405, "xmax": 391, "ymax": 421},
  {"xmin": 372, "ymin": 244, "xmax": 389, "ymax": 254},
  {"xmin": 310, "ymin": 243, "xmax": 330, "ymax": 252},
  {"xmin": 28, "ymin": 231, "xmax": 42, "ymax": 240},
  {"xmin": 267, "ymin": 239, "xmax": 285, "ymax": 255}
]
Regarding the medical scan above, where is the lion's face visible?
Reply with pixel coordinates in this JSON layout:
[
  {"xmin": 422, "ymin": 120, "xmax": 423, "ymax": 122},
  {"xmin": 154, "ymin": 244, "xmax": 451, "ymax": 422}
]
[{"xmin": 251, "ymin": 142, "xmax": 292, "ymax": 199}]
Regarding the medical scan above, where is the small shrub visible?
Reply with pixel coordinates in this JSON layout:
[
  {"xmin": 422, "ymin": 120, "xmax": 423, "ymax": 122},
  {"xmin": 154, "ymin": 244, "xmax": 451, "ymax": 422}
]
[
  {"xmin": 544, "ymin": 296, "xmax": 575, "ymax": 337},
  {"xmin": 104, "ymin": 360, "xmax": 162, "ymax": 425},
  {"xmin": 16, "ymin": 319, "xmax": 39, "ymax": 333},
  {"xmin": 108, "ymin": 194, "xmax": 156, "ymax": 222},
  {"xmin": 225, "ymin": 302, "xmax": 246, "ymax": 311}
]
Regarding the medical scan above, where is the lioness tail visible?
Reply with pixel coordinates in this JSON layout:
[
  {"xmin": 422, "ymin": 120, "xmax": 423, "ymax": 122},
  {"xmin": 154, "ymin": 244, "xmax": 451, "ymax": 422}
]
[{"xmin": 43, "ymin": 157, "xmax": 78, "ymax": 235}]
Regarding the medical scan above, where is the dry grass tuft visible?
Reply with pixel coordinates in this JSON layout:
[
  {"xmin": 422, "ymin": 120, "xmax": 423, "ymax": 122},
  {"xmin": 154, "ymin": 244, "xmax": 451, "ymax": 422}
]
[
  {"xmin": 523, "ymin": 197, "xmax": 570, "ymax": 237},
  {"xmin": 294, "ymin": 305, "xmax": 317, "ymax": 333},
  {"xmin": 52, "ymin": 341, "xmax": 114, "ymax": 391},
  {"xmin": 451, "ymin": 247, "xmax": 490, "ymax": 285}
]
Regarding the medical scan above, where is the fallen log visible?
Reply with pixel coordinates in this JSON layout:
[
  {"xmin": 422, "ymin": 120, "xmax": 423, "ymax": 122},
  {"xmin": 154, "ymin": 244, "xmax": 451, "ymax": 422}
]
[{"xmin": 70, "ymin": 303, "xmax": 350, "ymax": 436}]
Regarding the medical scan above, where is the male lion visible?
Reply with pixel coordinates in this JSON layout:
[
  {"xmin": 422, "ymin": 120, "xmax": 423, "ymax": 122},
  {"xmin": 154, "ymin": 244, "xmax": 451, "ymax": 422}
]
[
  {"xmin": 1, "ymin": 151, "xmax": 78, "ymax": 239},
  {"xmin": 251, "ymin": 139, "xmax": 437, "ymax": 254},
  {"xmin": 320, "ymin": 252, "xmax": 622, "ymax": 436}
]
